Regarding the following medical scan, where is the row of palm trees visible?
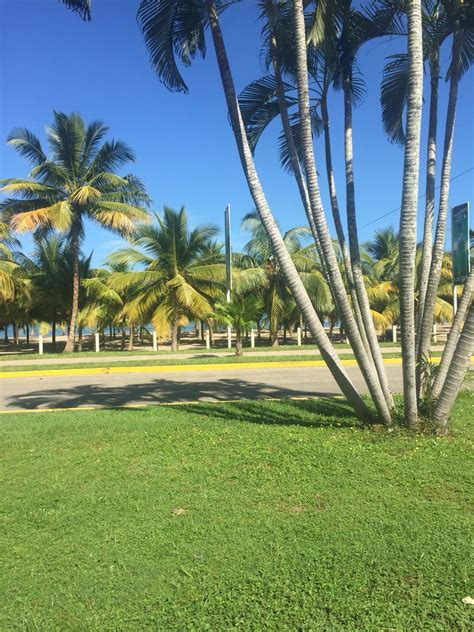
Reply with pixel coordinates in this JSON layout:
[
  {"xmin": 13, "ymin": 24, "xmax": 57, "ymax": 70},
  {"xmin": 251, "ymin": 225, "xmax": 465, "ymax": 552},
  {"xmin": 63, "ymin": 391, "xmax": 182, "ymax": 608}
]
[
  {"xmin": 2, "ymin": 0, "xmax": 473, "ymax": 431},
  {"xmin": 1, "ymin": 177, "xmax": 454, "ymax": 355}
]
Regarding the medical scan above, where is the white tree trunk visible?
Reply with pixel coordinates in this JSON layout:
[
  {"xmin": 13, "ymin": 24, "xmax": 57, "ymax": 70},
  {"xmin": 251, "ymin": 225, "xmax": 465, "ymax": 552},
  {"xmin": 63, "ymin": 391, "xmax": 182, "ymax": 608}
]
[
  {"xmin": 291, "ymin": 0, "xmax": 392, "ymax": 425},
  {"xmin": 416, "ymin": 29, "xmax": 462, "ymax": 369},
  {"xmin": 432, "ymin": 270, "xmax": 473, "ymax": 399},
  {"xmin": 398, "ymin": 0, "xmax": 424, "ymax": 427},
  {"xmin": 205, "ymin": 0, "xmax": 371, "ymax": 421},
  {"xmin": 432, "ymin": 302, "xmax": 474, "ymax": 433}
]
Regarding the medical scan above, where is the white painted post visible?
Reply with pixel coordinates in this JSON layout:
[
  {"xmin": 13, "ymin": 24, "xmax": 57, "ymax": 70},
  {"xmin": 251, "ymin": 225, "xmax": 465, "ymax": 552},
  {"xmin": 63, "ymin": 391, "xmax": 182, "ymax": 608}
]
[
  {"xmin": 453, "ymin": 285, "xmax": 458, "ymax": 315},
  {"xmin": 432, "ymin": 324, "xmax": 437, "ymax": 343},
  {"xmin": 227, "ymin": 326, "xmax": 232, "ymax": 349},
  {"xmin": 95, "ymin": 332, "xmax": 100, "ymax": 353},
  {"xmin": 38, "ymin": 334, "xmax": 44, "ymax": 355},
  {"xmin": 297, "ymin": 327, "xmax": 302, "ymax": 346},
  {"xmin": 152, "ymin": 330, "xmax": 158, "ymax": 352},
  {"xmin": 392, "ymin": 325, "xmax": 397, "ymax": 343},
  {"xmin": 250, "ymin": 329, "xmax": 255, "ymax": 348},
  {"xmin": 205, "ymin": 329, "xmax": 210, "ymax": 350}
]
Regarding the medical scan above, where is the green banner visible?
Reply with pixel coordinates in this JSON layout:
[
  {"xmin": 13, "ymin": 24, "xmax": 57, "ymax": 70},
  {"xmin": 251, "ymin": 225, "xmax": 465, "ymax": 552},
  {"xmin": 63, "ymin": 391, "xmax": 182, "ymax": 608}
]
[{"xmin": 452, "ymin": 203, "xmax": 470, "ymax": 284}]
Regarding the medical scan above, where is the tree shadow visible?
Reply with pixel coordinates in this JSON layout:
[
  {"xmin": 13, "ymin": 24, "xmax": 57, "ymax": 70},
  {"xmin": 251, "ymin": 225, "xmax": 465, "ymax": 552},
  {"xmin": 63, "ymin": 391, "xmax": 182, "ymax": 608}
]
[{"xmin": 3, "ymin": 376, "xmax": 361, "ymax": 428}]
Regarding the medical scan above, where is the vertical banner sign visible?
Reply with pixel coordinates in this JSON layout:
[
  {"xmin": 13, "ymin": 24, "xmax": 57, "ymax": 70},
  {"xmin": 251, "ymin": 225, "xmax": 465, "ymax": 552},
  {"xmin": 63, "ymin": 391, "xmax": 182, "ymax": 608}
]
[
  {"xmin": 452, "ymin": 203, "xmax": 470, "ymax": 284},
  {"xmin": 225, "ymin": 204, "xmax": 232, "ymax": 302}
]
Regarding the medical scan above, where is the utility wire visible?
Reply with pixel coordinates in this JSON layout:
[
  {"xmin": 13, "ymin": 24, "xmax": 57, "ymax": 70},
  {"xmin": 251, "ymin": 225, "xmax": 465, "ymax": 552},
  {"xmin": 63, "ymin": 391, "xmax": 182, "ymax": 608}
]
[{"xmin": 359, "ymin": 166, "xmax": 474, "ymax": 230}]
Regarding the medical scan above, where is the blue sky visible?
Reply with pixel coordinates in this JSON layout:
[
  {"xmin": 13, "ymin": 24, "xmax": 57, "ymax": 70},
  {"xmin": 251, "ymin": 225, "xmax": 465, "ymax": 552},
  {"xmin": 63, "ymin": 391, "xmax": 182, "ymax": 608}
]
[{"xmin": 1, "ymin": 0, "xmax": 473, "ymax": 265}]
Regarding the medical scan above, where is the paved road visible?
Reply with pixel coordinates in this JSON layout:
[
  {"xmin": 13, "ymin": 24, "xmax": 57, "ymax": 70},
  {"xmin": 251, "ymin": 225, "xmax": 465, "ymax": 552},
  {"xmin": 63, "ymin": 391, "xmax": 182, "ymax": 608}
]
[{"xmin": 0, "ymin": 363, "xmax": 407, "ymax": 411}]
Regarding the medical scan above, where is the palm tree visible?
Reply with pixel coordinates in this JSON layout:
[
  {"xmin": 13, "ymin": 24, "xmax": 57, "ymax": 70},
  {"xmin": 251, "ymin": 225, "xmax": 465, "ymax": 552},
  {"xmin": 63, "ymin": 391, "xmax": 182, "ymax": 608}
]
[
  {"xmin": 237, "ymin": 211, "xmax": 331, "ymax": 347},
  {"xmin": 0, "ymin": 112, "xmax": 150, "ymax": 352},
  {"xmin": 397, "ymin": 0, "xmax": 424, "ymax": 427},
  {"xmin": 213, "ymin": 295, "xmax": 263, "ymax": 356},
  {"xmin": 137, "ymin": 0, "xmax": 372, "ymax": 420},
  {"xmin": 108, "ymin": 206, "xmax": 223, "ymax": 352},
  {"xmin": 0, "ymin": 221, "xmax": 21, "ymax": 301},
  {"xmin": 380, "ymin": 0, "xmax": 474, "ymax": 341}
]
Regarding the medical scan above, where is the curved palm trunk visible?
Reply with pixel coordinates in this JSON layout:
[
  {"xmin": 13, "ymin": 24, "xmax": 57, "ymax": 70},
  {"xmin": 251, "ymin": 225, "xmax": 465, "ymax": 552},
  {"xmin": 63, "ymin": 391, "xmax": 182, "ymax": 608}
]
[
  {"xmin": 398, "ymin": 0, "xmax": 424, "ymax": 427},
  {"xmin": 343, "ymin": 77, "xmax": 394, "ymax": 411},
  {"xmin": 432, "ymin": 270, "xmax": 473, "ymax": 399},
  {"xmin": 291, "ymin": 0, "xmax": 392, "ymax": 425},
  {"xmin": 417, "ymin": 29, "xmax": 462, "ymax": 370},
  {"xmin": 416, "ymin": 54, "xmax": 440, "ymax": 338},
  {"xmin": 321, "ymin": 94, "xmax": 370, "ymax": 357},
  {"xmin": 128, "ymin": 326, "xmax": 134, "ymax": 351},
  {"xmin": 432, "ymin": 302, "xmax": 474, "ymax": 433},
  {"xmin": 235, "ymin": 329, "xmax": 243, "ymax": 356},
  {"xmin": 171, "ymin": 303, "xmax": 179, "ymax": 353},
  {"xmin": 206, "ymin": 0, "xmax": 371, "ymax": 421},
  {"xmin": 64, "ymin": 229, "xmax": 80, "ymax": 353}
]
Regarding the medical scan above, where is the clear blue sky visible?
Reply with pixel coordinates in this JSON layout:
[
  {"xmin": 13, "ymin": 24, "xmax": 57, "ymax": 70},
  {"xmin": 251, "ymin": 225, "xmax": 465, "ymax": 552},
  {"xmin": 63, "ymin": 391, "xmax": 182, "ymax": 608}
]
[{"xmin": 1, "ymin": 0, "xmax": 473, "ymax": 265}]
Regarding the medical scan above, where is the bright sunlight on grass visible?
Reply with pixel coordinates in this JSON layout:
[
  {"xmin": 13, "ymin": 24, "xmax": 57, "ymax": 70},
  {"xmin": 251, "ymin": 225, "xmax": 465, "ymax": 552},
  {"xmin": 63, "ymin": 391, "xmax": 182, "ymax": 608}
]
[{"xmin": 1, "ymin": 392, "xmax": 473, "ymax": 629}]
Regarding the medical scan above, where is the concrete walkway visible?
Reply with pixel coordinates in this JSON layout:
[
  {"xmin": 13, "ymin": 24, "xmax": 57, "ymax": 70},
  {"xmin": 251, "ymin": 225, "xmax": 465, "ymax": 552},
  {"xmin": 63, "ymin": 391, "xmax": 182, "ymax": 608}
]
[{"xmin": 0, "ymin": 346, "xmax": 446, "ymax": 367}]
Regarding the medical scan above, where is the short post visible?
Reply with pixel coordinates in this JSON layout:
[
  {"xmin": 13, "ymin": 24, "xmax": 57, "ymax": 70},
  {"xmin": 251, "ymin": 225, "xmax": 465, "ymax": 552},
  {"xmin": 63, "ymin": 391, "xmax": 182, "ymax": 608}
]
[
  {"xmin": 205, "ymin": 329, "xmax": 210, "ymax": 350},
  {"xmin": 392, "ymin": 325, "xmax": 397, "ymax": 343},
  {"xmin": 95, "ymin": 332, "xmax": 100, "ymax": 353},
  {"xmin": 453, "ymin": 285, "xmax": 457, "ymax": 315},
  {"xmin": 227, "ymin": 325, "xmax": 232, "ymax": 349},
  {"xmin": 250, "ymin": 329, "xmax": 255, "ymax": 348},
  {"xmin": 432, "ymin": 324, "xmax": 437, "ymax": 343},
  {"xmin": 297, "ymin": 326, "xmax": 302, "ymax": 346},
  {"xmin": 152, "ymin": 330, "xmax": 158, "ymax": 352},
  {"xmin": 38, "ymin": 334, "xmax": 43, "ymax": 355}
]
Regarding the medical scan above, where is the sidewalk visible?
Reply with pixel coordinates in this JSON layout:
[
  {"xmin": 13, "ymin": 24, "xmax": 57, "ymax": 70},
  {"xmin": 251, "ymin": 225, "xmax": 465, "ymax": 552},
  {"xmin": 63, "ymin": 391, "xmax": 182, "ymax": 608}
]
[{"xmin": 0, "ymin": 346, "xmax": 446, "ymax": 367}]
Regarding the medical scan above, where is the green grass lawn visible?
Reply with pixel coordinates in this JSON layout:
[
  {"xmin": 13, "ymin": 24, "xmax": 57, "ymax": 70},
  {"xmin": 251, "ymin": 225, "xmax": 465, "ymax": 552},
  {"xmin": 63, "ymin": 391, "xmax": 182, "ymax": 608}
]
[
  {"xmin": 1, "ymin": 351, "xmax": 446, "ymax": 374},
  {"xmin": 1, "ymin": 393, "xmax": 473, "ymax": 629}
]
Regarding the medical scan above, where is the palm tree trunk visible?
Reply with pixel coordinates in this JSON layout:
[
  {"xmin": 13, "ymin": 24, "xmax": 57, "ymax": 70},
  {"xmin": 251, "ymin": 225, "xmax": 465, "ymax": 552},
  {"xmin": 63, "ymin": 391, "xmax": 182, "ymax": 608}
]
[
  {"xmin": 171, "ymin": 305, "xmax": 179, "ymax": 353},
  {"xmin": 235, "ymin": 329, "xmax": 243, "ymax": 356},
  {"xmin": 52, "ymin": 319, "xmax": 56, "ymax": 350},
  {"xmin": 398, "ymin": 0, "xmax": 424, "ymax": 427},
  {"xmin": 432, "ymin": 270, "xmax": 473, "ymax": 399},
  {"xmin": 121, "ymin": 325, "xmax": 126, "ymax": 351},
  {"xmin": 342, "ymin": 76, "xmax": 395, "ymax": 411},
  {"xmin": 432, "ymin": 302, "xmax": 474, "ymax": 433},
  {"xmin": 128, "ymin": 326, "xmax": 134, "ymax": 352},
  {"xmin": 13, "ymin": 322, "xmax": 19, "ymax": 346},
  {"xmin": 4, "ymin": 325, "xmax": 8, "ymax": 343},
  {"xmin": 64, "ymin": 228, "xmax": 80, "ymax": 353},
  {"xmin": 206, "ymin": 0, "xmax": 371, "ymax": 421},
  {"xmin": 78, "ymin": 326, "xmax": 83, "ymax": 352},
  {"xmin": 416, "ymin": 28, "xmax": 462, "ymax": 370},
  {"xmin": 26, "ymin": 324, "xmax": 30, "ymax": 346},
  {"xmin": 416, "ymin": 53, "xmax": 440, "ymax": 336},
  {"xmin": 290, "ymin": 0, "xmax": 391, "ymax": 424},
  {"xmin": 320, "ymin": 94, "xmax": 369, "ymax": 356}
]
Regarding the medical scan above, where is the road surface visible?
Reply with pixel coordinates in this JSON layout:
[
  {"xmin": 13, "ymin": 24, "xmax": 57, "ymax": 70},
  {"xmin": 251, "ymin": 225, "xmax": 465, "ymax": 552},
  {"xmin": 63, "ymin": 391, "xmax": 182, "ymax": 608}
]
[{"xmin": 0, "ymin": 363, "xmax": 406, "ymax": 411}]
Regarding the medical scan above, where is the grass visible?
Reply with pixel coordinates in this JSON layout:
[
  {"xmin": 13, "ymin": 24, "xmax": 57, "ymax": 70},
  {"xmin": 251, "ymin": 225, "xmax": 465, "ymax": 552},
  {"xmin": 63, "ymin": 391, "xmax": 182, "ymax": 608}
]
[
  {"xmin": 0, "ymin": 340, "xmax": 406, "ymax": 361},
  {"xmin": 0, "ymin": 351, "xmax": 431, "ymax": 373},
  {"xmin": 1, "ymin": 392, "xmax": 473, "ymax": 629}
]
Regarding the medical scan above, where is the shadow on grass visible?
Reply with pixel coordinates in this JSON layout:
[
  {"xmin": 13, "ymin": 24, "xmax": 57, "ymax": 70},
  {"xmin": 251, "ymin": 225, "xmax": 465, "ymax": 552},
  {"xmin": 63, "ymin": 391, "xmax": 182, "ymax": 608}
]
[{"xmin": 3, "ymin": 376, "xmax": 362, "ymax": 428}]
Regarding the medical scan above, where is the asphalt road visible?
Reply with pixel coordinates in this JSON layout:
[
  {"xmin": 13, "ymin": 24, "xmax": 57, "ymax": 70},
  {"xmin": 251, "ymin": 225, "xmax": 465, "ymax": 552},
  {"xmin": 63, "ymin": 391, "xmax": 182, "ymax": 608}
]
[{"xmin": 0, "ymin": 363, "xmax": 406, "ymax": 411}]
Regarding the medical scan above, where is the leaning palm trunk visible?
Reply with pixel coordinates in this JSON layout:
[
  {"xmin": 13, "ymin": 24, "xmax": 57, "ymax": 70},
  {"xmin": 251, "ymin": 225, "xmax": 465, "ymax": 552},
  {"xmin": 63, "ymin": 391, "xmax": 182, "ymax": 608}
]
[
  {"xmin": 320, "ymin": 94, "xmax": 370, "ymax": 356},
  {"xmin": 265, "ymin": 8, "xmax": 327, "ymax": 277},
  {"xmin": 416, "ymin": 29, "xmax": 462, "ymax": 368},
  {"xmin": 291, "ymin": 0, "xmax": 392, "ymax": 425},
  {"xmin": 342, "ymin": 77, "xmax": 394, "ymax": 411},
  {"xmin": 398, "ymin": 0, "xmax": 424, "ymax": 427},
  {"xmin": 416, "ymin": 53, "xmax": 440, "ymax": 335},
  {"xmin": 432, "ymin": 302, "xmax": 474, "ymax": 433},
  {"xmin": 205, "ymin": 0, "xmax": 371, "ymax": 421},
  {"xmin": 432, "ymin": 270, "xmax": 473, "ymax": 399},
  {"xmin": 64, "ymin": 229, "xmax": 80, "ymax": 353}
]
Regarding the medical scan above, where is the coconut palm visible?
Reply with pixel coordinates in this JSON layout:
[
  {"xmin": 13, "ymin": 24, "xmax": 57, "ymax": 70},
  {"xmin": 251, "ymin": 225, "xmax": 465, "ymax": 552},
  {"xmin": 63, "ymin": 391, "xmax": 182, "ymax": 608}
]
[
  {"xmin": 0, "ymin": 221, "xmax": 21, "ymax": 301},
  {"xmin": 138, "ymin": 0, "xmax": 371, "ymax": 420},
  {"xmin": 108, "ymin": 206, "xmax": 224, "ymax": 352},
  {"xmin": 0, "ymin": 112, "xmax": 150, "ymax": 352},
  {"xmin": 236, "ymin": 210, "xmax": 331, "ymax": 347}
]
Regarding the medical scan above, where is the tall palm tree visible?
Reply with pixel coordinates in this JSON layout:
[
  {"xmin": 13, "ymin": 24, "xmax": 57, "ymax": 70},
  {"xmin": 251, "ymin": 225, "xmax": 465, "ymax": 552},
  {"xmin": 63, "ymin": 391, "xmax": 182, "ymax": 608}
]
[
  {"xmin": 138, "ymin": 0, "xmax": 372, "ymax": 420},
  {"xmin": 398, "ymin": 0, "xmax": 424, "ymax": 427},
  {"xmin": 0, "ymin": 112, "xmax": 150, "ymax": 352},
  {"xmin": 108, "ymin": 206, "xmax": 223, "ymax": 352}
]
